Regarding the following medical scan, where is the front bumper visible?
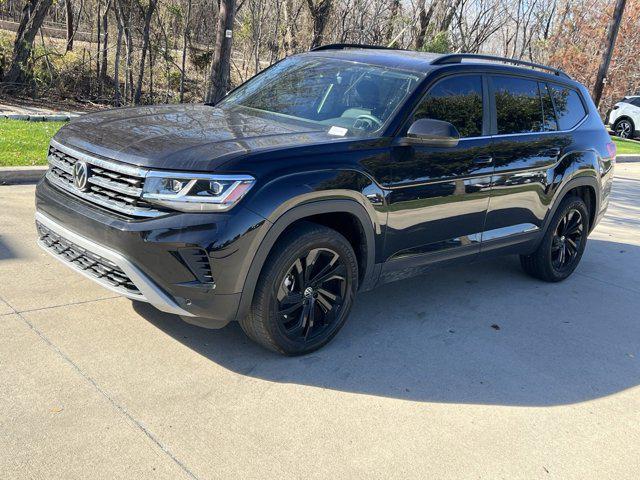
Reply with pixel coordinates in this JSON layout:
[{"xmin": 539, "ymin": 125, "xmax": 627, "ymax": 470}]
[
  {"xmin": 36, "ymin": 211, "xmax": 193, "ymax": 316},
  {"xmin": 35, "ymin": 177, "xmax": 268, "ymax": 323}
]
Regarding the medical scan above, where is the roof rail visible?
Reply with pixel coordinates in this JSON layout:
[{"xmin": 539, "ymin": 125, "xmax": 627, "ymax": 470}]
[
  {"xmin": 310, "ymin": 43, "xmax": 401, "ymax": 52},
  {"xmin": 431, "ymin": 53, "xmax": 570, "ymax": 79}
]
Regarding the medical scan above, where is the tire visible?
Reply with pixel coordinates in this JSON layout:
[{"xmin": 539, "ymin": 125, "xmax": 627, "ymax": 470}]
[
  {"xmin": 240, "ymin": 222, "xmax": 359, "ymax": 355},
  {"xmin": 520, "ymin": 195, "xmax": 590, "ymax": 282},
  {"xmin": 614, "ymin": 118, "xmax": 635, "ymax": 139}
]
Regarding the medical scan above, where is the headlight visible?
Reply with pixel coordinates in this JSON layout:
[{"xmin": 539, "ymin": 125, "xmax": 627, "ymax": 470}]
[{"xmin": 142, "ymin": 172, "xmax": 255, "ymax": 212}]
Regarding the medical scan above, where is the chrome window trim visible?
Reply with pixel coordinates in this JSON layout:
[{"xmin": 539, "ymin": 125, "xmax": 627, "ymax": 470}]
[{"xmin": 35, "ymin": 211, "xmax": 194, "ymax": 317}]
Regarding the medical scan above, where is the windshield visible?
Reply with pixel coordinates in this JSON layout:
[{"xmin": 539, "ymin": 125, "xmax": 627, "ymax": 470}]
[{"xmin": 218, "ymin": 56, "xmax": 424, "ymax": 136}]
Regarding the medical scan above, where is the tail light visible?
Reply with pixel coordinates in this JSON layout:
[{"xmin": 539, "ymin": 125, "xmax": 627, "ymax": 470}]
[{"xmin": 606, "ymin": 141, "xmax": 617, "ymax": 160}]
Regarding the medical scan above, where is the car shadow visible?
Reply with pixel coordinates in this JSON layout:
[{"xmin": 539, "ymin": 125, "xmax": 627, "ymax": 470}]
[{"xmin": 133, "ymin": 237, "xmax": 640, "ymax": 407}]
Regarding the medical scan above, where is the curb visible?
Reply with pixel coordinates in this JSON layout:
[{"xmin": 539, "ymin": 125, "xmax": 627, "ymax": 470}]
[
  {"xmin": 617, "ymin": 154, "xmax": 640, "ymax": 163},
  {"xmin": 0, "ymin": 166, "xmax": 48, "ymax": 185},
  {"xmin": 2, "ymin": 113, "xmax": 78, "ymax": 122}
]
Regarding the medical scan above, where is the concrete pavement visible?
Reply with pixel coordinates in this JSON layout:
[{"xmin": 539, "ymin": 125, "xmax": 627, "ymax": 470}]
[{"xmin": 1, "ymin": 164, "xmax": 640, "ymax": 479}]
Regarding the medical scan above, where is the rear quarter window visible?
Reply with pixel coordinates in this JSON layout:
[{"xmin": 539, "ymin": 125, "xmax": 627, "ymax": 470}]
[{"xmin": 548, "ymin": 85, "xmax": 587, "ymax": 130}]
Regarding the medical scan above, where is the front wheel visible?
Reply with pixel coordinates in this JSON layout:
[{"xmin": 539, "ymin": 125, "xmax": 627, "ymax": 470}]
[
  {"xmin": 520, "ymin": 196, "xmax": 590, "ymax": 282},
  {"xmin": 240, "ymin": 222, "xmax": 358, "ymax": 355}
]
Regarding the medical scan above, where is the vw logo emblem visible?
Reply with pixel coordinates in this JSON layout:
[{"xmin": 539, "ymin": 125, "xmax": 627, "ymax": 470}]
[{"xmin": 73, "ymin": 161, "xmax": 90, "ymax": 191}]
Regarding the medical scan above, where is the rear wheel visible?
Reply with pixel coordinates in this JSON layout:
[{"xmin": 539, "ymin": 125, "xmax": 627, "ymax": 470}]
[
  {"xmin": 614, "ymin": 118, "xmax": 634, "ymax": 139},
  {"xmin": 240, "ymin": 222, "xmax": 358, "ymax": 355},
  {"xmin": 520, "ymin": 196, "xmax": 589, "ymax": 282}
]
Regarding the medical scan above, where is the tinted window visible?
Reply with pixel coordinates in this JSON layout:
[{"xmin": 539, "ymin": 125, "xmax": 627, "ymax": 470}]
[
  {"xmin": 414, "ymin": 75, "xmax": 483, "ymax": 138},
  {"xmin": 629, "ymin": 97, "xmax": 640, "ymax": 107},
  {"xmin": 220, "ymin": 57, "xmax": 423, "ymax": 135},
  {"xmin": 540, "ymin": 83, "xmax": 558, "ymax": 131},
  {"xmin": 549, "ymin": 85, "xmax": 587, "ymax": 130},
  {"xmin": 493, "ymin": 76, "xmax": 544, "ymax": 134}
]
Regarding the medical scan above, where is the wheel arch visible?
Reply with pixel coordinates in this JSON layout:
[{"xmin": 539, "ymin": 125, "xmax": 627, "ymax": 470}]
[
  {"xmin": 233, "ymin": 198, "xmax": 379, "ymax": 323},
  {"xmin": 544, "ymin": 174, "xmax": 600, "ymax": 235}
]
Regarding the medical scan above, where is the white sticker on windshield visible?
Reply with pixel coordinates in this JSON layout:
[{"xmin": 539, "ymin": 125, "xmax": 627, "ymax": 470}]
[{"xmin": 328, "ymin": 126, "xmax": 348, "ymax": 137}]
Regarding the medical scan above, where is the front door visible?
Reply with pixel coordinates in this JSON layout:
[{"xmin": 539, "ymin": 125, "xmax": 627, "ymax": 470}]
[{"xmin": 380, "ymin": 74, "xmax": 493, "ymax": 282}]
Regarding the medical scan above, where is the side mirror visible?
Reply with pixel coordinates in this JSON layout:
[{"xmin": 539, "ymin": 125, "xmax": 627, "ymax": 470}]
[{"xmin": 404, "ymin": 118, "xmax": 460, "ymax": 147}]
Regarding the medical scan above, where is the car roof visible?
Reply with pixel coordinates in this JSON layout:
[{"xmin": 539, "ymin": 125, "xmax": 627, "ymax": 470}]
[
  {"xmin": 302, "ymin": 47, "xmax": 575, "ymax": 84},
  {"xmin": 304, "ymin": 49, "xmax": 441, "ymax": 74}
]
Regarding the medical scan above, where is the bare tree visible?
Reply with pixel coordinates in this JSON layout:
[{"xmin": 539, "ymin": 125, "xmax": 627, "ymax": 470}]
[
  {"xmin": 179, "ymin": 0, "xmax": 193, "ymax": 102},
  {"xmin": 134, "ymin": 0, "xmax": 159, "ymax": 104},
  {"xmin": 65, "ymin": 0, "xmax": 74, "ymax": 51},
  {"xmin": 593, "ymin": 0, "xmax": 627, "ymax": 106},
  {"xmin": 306, "ymin": 0, "xmax": 332, "ymax": 49},
  {"xmin": 205, "ymin": 0, "xmax": 236, "ymax": 103},
  {"xmin": 415, "ymin": 0, "xmax": 438, "ymax": 50},
  {"xmin": 4, "ymin": 0, "xmax": 54, "ymax": 86}
]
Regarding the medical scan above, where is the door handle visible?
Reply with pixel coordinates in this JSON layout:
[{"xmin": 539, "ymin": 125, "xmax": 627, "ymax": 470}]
[
  {"xmin": 472, "ymin": 156, "xmax": 493, "ymax": 165},
  {"xmin": 541, "ymin": 148, "xmax": 561, "ymax": 157}
]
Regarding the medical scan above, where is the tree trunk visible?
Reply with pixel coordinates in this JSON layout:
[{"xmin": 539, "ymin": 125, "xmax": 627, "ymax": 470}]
[
  {"xmin": 439, "ymin": 0, "xmax": 462, "ymax": 32},
  {"xmin": 99, "ymin": 0, "xmax": 110, "ymax": 97},
  {"xmin": 415, "ymin": 0, "xmax": 437, "ymax": 50},
  {"xmin": 4, "ymin": 0, "xmax": 54, "ymax": 86},
  {"xmin": 65, "ymin": 0, "xmax": 74, "ymax": 51},
  {"xmin": 114, "ymin": 20, "xmax": 123, "ymax": 105},
  {"xmin": 282, "ymin": 0, "xmax": 297, "ymax": 55},
  {"xmin": 592, "ymin": 0, "xmax": 627, "ymax": 107},
  {"xmin": 133, "ymin": 0, "xmax": 158, "ymax": 105},
  {"xmin": 205, "ymin": 0, "xmax": 236, "ymax": 104},
  {"xmin": 385, "ymin": 0, "xmax": 400, "ymax": 44},
  {"xmin": 305, "ymin": 0, "xmax": 331, "ymax": 49},
  {"xmin": 96, "ymin": 1, "xmax": 101, "ymax": 84},
  {"xmin": 179, "ymin": 0, "xmax": 192, "ymax": 102}
]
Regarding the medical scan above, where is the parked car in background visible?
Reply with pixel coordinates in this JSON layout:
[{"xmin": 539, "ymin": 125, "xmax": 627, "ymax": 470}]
[
  {"xmin": 608, "ymin": 95, "xmax": 640, "ymax": 139},
  {"xmin": 35, "ymin": 45, "xmax": 615, "ymax": 355}
]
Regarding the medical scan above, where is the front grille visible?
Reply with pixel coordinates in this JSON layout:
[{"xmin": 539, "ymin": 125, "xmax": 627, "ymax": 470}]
[
  {"xmin": 36, "ymin": 221, "xmax": 141, "ymax": 296},
  {"xmin": 46, "ymin": 140, "xmax": 165, "ymax": 218}
]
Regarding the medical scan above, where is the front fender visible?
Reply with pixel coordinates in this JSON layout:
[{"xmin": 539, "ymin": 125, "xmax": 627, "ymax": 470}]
[{"xmin": 232, "ymin": 169, "xmax": 387, "ymax": 322}]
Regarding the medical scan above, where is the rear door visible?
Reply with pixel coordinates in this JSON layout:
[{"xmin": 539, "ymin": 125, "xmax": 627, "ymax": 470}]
[
  {"xmin": 381, "ymin": 74, "xmax": 493, "ymax": 280},
  {"xmin": 483, "ymin": 75, "xmax": 585, "ymax": 253}
]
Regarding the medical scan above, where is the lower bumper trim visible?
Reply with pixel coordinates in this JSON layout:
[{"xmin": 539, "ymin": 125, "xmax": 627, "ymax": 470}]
[{"xmin": 35, "ymin": 211, "xmax": 194, "ymax": 317}]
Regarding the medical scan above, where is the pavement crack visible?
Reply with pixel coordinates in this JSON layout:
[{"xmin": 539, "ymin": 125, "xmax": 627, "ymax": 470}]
[
  {"xmin": 14, "ymin": 311, "xmax": 202, "ymax": 480},
  {"xmin": 13, "ymin": 295, "xmax": 121, "ymax": 314}
]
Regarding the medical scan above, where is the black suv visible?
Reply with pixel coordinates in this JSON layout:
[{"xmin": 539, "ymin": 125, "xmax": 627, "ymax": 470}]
[{"xmin": 35, "ymin": 46, "xmax": 615, "ymax": 355}]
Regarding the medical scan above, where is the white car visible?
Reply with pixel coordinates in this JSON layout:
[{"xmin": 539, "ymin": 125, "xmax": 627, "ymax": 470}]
[{"xmin": 608, "ymin": 95, "xmax": 640, "ymax": 139}]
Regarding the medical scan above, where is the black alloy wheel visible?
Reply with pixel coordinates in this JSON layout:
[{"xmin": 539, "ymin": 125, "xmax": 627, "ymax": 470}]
[
  {"xmin": 242, "ymin": 222, "xmax": 358, "ymax": 355},
  {"xmin": 551, "ymin": 208, "xmax": 584, "ymax": 272},
  {"xmin": 520, "ymin": 195, "xmax": 589, "ymax": 282},
  {"xmin": 276, "ymin": 247, "xmax": 347, "ymax": 342}
]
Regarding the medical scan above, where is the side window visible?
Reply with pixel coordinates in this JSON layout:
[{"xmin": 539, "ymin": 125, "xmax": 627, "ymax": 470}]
[
  {"xmin": 549, "ymin": 85, "xmax": 587, "ymax": 130},
  {"xmin": 493, "ymin": 76, "xmax": 544, "ymax": 135},
  {"xmin": 630, "ymin": 97, "xmax": 640, "ymax": 107},
  {"xmin": 540, "ymin": 83, "xmax": 558, "ymax": 131},
  {"xmin": 413, "ymin": 75, "xmax": 483, "ymax": 138}
]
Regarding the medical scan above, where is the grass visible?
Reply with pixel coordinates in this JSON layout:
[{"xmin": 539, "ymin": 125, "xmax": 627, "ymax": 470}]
[
  {"xmin": 1, "ymin": 118, "xmax": 639, "ymax": 168},
  {"xmin": 612, "ymin": 136, "xmax": 640, "ymax": 155},
  {"xmin": 0, "ymin": 119, "xmax": 65, "ymax": 167}
]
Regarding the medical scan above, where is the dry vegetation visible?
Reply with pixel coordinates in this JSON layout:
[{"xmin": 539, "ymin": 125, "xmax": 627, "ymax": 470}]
[{"xmin": 0, "ymin": 0, "xmax": 638, "ymax": 113}]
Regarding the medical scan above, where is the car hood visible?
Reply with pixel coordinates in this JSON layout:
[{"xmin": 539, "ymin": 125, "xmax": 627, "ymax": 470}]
[{"xmin": 53, "ymin": 104, "xmax": 339, "ymax": 171}]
